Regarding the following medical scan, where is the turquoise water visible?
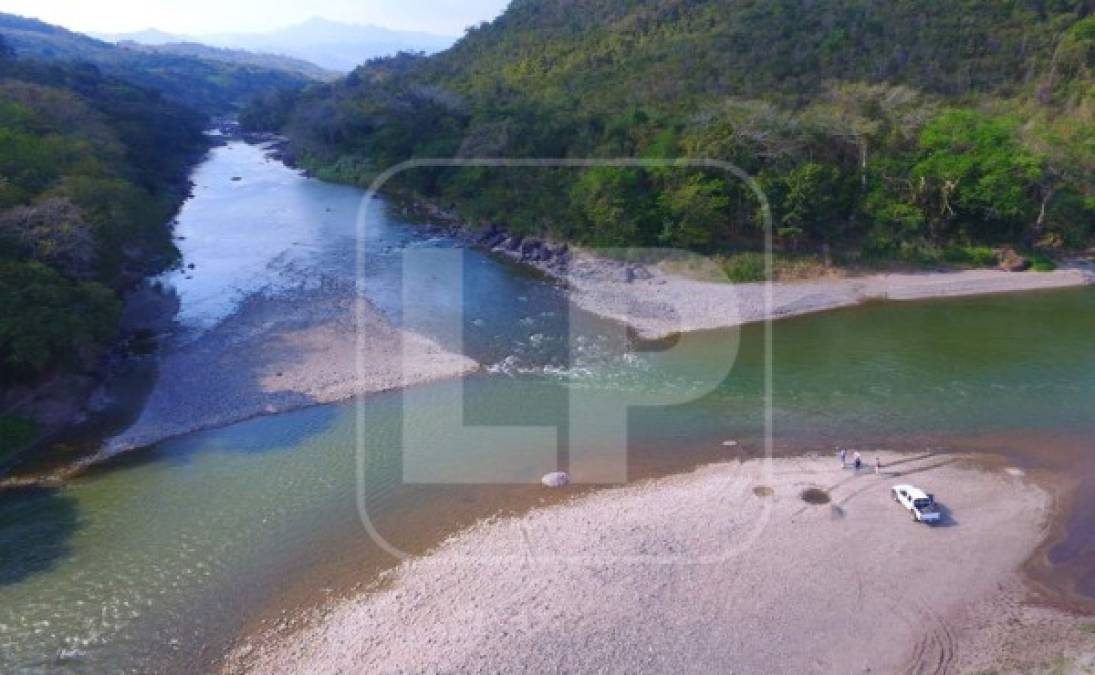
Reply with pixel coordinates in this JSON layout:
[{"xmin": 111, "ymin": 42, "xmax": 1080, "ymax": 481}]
[{"xmin": 2, "ymin": 143, "xmax": 1094, "ymax": 672}]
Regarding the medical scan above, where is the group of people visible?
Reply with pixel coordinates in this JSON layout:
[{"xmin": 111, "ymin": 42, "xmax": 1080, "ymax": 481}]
[{"xmin": 839, "ymin": 448, "xmax": 882, "ymax": 475}]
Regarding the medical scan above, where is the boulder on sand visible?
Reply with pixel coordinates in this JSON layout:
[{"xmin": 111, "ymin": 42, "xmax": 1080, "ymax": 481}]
[
  {"xmin": 541, "ymin": 471, "xmax": 570, "ymax": 488},
  {"xmin": 997, "ymin": 247, "xmax": 1031, "ymax": 272},
  {"xmin": 622, "ymin": 265, "xmax": 653, "ymax": 283}
]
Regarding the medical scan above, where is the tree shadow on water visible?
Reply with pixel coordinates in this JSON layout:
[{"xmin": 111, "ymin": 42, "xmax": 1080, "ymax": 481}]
[
  {"xmin": 93, "ymin": 402, "xmax": 345, "ymax": 479},
  {"xmin": 0, "ymin": 486, "xmax": 80, "ymax": 587}
]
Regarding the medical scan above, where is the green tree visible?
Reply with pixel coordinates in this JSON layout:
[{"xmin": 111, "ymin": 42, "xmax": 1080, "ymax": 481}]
[
  {"xmin": 571, "ymin": 168, "xmax": 658, "ymax": 247},
  {"xmin": 912, "ymin": 110, "xmax": 1044, "ymax": 242},
  {"xmin": 0, "ymin": 261, "xmax": 120, "ymax": 378},
  {"xmin": 658, "ymin": 175, "xmax": 730, "ymax": 250},
  {"xmin": 778, "ymin": 162, "xmax": 854, "ymax": 247}
]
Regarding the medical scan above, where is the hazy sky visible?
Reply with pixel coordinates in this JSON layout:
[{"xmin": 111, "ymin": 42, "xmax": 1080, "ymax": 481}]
[{"xmin": 0, "ymin": 0, "xmax": 511, "ymax": 36}]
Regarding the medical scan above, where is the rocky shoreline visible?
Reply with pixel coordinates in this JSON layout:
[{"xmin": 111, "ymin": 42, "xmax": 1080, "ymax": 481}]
[
  {"xmin": 397, "ymin": 199, "xmax": 1095, "ymax": 340},
  {"xmin": 233, "ymin": 131, "xmax": 1095, "ymax": 342}
]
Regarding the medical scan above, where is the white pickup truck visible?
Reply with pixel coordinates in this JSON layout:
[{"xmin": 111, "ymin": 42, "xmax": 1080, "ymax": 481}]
[{"xmin": 891, "ymin": 485, "xmax": 942, "ymax": 524}]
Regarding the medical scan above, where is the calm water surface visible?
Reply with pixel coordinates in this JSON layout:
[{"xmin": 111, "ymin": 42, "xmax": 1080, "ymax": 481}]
[{"xmin": 1, "ymin": 142, "xmax": 1094, "ymax": 672}]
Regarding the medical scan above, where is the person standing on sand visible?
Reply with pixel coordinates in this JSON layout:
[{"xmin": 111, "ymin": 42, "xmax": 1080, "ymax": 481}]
[
  {"xmin": 839, "ymin": 448, "xmax": 848, "ymax": 468},
  {"xmin": 875, "ymin": 457, "xmax": 882, "ymax": 475},
  {"xmin": 853, "ymin": 451, "xmax": 862, "ymax": 471}
]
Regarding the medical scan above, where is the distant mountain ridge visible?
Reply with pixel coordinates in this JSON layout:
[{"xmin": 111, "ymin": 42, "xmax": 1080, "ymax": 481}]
[
  {"xmin": 0, "ymin": 12, "xmax": 313, "ymax": 114},
  {"xmin": 98, "ymin": 28, "xmax": 182, "ymax": 45},
  {"xmin": 99, "ymin": 17, "xmax": 458, "ymax": 72},
  {"xmin": 117, "ymin": 40, "xmax": 338, "ymax": 81}
]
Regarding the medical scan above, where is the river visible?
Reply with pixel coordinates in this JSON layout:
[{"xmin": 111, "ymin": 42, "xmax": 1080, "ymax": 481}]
[{"xmin": 2, "ymin": 141, "xmax": 1094, "ymax": 672}]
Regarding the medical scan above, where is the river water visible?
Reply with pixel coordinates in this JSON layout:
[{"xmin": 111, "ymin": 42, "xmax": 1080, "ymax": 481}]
[{"xmin": 2, "ymin": 141, "xmax": 1094, "ymax": 672}]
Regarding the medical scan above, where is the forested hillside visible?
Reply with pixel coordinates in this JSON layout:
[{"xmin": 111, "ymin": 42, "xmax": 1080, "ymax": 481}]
[
  {"xmin": 118, "ymin": 41, "xmax": 337, "ymax": 82},
  {"xmin": 0, "ymin": 37, "xmax": 206, "ymax": 390},
  {"xmin": 249, "ymin": 0, "xmax": 1094, "ymax": 270},
  {"xmin": 0, "ymin": 13, "xmax": 315, "ymax": 114}
]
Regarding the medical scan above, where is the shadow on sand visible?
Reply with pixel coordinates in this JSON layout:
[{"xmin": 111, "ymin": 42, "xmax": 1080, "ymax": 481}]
[{"xmin": 927, "ymin": 501, "xmax": 958, "ymax": 528}]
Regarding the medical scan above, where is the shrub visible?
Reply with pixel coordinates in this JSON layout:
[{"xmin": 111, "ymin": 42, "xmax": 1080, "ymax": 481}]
[
  {"xmin": 969, "ymin": 247, "xmax": 998, "ymax": 267},
  {"xmin": 1045, "ymin": 189, "xmax": 1095, "ymax": 249},
  {"xmin": 723, "ymin": 252, "xmax": 767, "ymax": 283},
  {"xmin": 880, "ymin": 242, "xmax": 945, "ymax": 268},
  {"xmin": 943, "ymin": 245, "xmax": 998, "ymax": 267},
  {"xmin": 1031, "ymin": 253, "xmax": 1057, "ymax": 272}
]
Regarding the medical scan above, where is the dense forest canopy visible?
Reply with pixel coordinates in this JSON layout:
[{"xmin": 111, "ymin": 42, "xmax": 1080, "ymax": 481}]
[
  {"xmin": 0, "ymin": 37, "xmax": 207, "ymax": 381},
  {"xmin": 246, "ymin": 0, "xmax": 1095, "ymax": 268},
  {"xmin": 0, "ymin": 13, "xmax": 315, "ymax": 114}
]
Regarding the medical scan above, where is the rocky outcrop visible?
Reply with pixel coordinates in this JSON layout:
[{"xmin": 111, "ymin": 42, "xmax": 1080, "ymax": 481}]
[
  {"xmin": 405, "ymin": 198, "xmax": 657, "ymax": 282},
  {"xmin": 471, "ymin": 225, "xmax": 573, "ymax": 271}
]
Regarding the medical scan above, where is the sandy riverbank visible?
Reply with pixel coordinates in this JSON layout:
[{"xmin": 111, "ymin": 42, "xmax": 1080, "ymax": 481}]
[
  {"xmin": 227, "ymin": 452, "xmax": 1094, "ymax": 673},
  {"xmin": 552, "ymin": 252, "xmax": 1095, "ymax": 340},
  {"xmin": 102, "ymin": 281, "xmax": 477, "ymax": 455}
]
